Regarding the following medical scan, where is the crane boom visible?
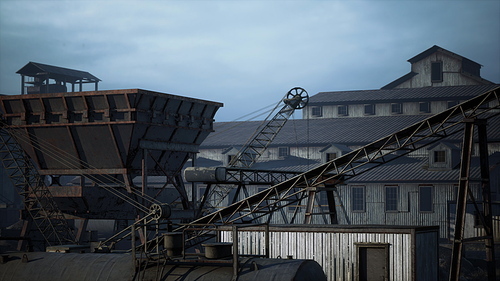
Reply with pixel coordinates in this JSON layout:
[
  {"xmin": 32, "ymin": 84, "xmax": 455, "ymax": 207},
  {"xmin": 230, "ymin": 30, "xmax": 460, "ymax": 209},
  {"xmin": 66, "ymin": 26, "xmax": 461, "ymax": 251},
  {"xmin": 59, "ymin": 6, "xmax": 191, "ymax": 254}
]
[{"xmin": 228, "ymin": 87, "xmax": 309, "ymax": 168}]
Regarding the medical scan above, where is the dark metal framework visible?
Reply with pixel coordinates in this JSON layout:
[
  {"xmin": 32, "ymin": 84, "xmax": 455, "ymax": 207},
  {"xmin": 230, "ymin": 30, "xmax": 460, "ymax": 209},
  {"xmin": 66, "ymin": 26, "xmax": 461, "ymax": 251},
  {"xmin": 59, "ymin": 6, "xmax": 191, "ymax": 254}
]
[
  {"xmin": 178, "ymin": 87, "xmax": 499, "ymax": 279},
  {"xmin": 0, "ymin": 89, "xmax": 222, "ymax": 218},
  {"xmin": 0, "ymin": 125, "xmax": 75, "ymax": 250},
  {"xmin": 228, "ymin": 87, "xmax": 309, "ymax": 168},
  {"xmin": 195, "ymin": 88, "xmax": 308, "ymax": 219},
  {"xmin": 449, "ymin": 119, "xmax": 496, "ymax": 281}
]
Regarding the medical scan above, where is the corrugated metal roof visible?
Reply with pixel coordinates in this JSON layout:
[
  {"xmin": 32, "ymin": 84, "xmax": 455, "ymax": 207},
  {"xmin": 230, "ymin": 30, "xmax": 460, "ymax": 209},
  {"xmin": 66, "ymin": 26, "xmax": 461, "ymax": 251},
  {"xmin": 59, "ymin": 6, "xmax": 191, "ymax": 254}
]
[
  {"xmin": 202, "ymin": 114, "xmax": 500, "ymax": 148},
  {"xmin": 348, "ymin": 152, "xmax": 500, "ymax": 183},
  {"xmin": 16, "ymin": 61, "xmax": 100, "ymax": 81},
  {"xmin": 309, "ymin": 84, "xmax": 499, "ymax": 105},
  {"xmin": 381, "ymin": 71, "xmax": 418, "ymax": 90}
]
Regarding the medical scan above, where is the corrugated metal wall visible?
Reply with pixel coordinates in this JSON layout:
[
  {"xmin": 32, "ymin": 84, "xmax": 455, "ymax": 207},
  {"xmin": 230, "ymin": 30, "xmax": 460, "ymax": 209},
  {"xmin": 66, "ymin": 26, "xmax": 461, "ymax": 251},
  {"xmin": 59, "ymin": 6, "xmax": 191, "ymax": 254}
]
[{"xmin": 220, "ymin": 226, "xmax": 439, "ymax": 281}]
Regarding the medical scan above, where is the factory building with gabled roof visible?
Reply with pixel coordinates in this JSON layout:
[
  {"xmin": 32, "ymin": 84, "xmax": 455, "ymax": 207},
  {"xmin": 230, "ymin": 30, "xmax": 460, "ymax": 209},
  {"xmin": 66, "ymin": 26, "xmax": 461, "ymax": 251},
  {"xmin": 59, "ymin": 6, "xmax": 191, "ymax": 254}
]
[{"xmin": 194, "ymin": 46, "xmax": 500, "ymax": 241}]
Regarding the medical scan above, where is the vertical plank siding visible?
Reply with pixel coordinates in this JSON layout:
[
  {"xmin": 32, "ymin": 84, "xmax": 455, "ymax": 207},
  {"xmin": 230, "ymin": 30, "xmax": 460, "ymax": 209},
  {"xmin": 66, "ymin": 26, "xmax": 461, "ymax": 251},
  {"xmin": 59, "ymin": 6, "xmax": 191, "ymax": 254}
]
[
  {"xmin": 334, "ymin": 182, "xmax": 498, "ymax": 241},
  {"xmin": 220, "ymin": 226, "xmax": 438, "ymax": 281}
]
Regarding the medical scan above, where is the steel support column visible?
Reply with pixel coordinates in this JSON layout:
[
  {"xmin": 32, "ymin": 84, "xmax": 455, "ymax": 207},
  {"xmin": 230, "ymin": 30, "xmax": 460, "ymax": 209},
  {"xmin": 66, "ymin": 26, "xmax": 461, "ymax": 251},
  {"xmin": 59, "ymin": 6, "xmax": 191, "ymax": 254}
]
[
  {"xmin": 477, "ymin": 120, "xmax": 497, "ymax": 281},
  {"xmin": 304, "ymin": 188, "xmax": 316, "ymax": 224},
  {"xmin": 449, "ymin": 119, "xmax": 475, "ymax": 281},
  {"xmin": 325, "ymin": 184, "xmax": 339, "ymax": 224}
]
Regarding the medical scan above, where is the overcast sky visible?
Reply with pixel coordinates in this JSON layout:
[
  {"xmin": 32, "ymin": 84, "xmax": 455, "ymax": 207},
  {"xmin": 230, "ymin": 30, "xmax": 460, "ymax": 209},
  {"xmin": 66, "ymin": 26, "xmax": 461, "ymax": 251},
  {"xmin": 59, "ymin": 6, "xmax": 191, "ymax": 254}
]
[{"xmin": 1, "ymin": 0, "xmax": 499, "ymax": 122}]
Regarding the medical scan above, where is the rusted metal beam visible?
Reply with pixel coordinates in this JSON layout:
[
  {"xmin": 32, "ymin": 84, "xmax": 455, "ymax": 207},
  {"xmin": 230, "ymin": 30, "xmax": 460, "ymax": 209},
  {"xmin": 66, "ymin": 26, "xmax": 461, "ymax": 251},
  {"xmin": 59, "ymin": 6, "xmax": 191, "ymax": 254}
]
[
  {"xmin": 449, "ymin": 119, "xmax": 475, "ymax": 281},
  {"xmin": 477, "ymin": 120, "xmax": 497, "ymax": 281}
]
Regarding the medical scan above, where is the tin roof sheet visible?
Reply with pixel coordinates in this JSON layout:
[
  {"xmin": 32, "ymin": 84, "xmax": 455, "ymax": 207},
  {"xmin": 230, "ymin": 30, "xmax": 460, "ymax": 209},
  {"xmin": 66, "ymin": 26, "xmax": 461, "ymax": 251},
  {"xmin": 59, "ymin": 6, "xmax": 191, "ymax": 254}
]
[
  {"xmin": 309, "ymin": 84, "xmax": 499, "ymax": 105},
  {"xmin": 202, "ymin": 114, "xmax": 500, "ymax": 148}
]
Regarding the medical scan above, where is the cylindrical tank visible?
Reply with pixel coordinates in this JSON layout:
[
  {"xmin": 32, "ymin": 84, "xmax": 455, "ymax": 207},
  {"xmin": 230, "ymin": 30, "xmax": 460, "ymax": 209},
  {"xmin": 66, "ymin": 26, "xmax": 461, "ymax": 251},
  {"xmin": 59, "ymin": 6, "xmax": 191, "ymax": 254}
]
[
  {"xmin": 184, "ymin": 167, "xmax": 227, "ymax": 182},
  {"xmin": 0, "ymin": 252, "xmax": 326, "ymax": 281},
  {"xmin": 163, "ymin": 232, "xmax": 183, "ymax": 256}
]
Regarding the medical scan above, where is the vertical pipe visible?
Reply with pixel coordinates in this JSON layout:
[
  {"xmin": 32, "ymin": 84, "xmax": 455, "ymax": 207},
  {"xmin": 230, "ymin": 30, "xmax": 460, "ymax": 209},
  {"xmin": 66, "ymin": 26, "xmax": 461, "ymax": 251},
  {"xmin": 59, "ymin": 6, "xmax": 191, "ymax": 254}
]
[
  {"xmin": 132, "ymin": 224, "xmax": 136, "ymax": 269},
  {"xmin": 449, "ymin": 119, "xmax": 475, "ymax": 281},
  {"xmin": 232, "ymin": 226, "xmax": 239, "ymax": 278},
  {"xmin": 142, "ymin": 149, "xmax": 148, "ymax": 199},
  {"xmin": 265, "ymin": 224, "xmax": 269, "ymax": 258},
  {"xmin": 191, "ymin": 153, "xmax": 196, "ymax": 219},
  {"xmin": 21, "ymin": 75, "xmax": 25, "ymax": 95},
  {"xmin": 477, "ymin": 120, "xmax": 497, "ymax": 281}
]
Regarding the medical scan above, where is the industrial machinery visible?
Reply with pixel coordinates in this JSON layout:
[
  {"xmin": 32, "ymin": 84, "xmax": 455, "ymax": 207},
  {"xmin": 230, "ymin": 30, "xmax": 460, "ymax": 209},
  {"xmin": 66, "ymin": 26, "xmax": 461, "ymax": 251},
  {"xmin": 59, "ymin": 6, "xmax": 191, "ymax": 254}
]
[
  {"xmin": 187, "ymin": 87, "xmax": 309, "ymax": 219},
  {"xmin": 1, "ymin": 61, "xmax": 498, "ymax": 280},
  {"xmin": 180, "ymin": 86, "xmax": 500, "ymax": 281},
  {"xmin": 0, "ymin": 65, "xmax": 329, "ymax": 281},
  {"xmin": 229, "ymin": 87, "xmax": 309, "ymax": 168},
  {"xmin": 0, "ymin": 88, "xmax": 223, "ymax": 250}
]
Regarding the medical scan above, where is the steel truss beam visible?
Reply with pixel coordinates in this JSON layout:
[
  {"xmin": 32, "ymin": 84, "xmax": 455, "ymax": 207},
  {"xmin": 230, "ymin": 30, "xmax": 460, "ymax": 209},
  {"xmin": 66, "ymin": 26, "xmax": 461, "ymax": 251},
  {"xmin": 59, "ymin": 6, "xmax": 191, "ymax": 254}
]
[
  {"xmin": 0, "ymin": 126, "xmax": 75, "ymax": 250},
  {"xmin": 228, "ymin": 87, "xmax": 308, "ymax": 168},
  {"xmin": 177, "ymin": 87, "xmax": 500, "ymax": 244}
]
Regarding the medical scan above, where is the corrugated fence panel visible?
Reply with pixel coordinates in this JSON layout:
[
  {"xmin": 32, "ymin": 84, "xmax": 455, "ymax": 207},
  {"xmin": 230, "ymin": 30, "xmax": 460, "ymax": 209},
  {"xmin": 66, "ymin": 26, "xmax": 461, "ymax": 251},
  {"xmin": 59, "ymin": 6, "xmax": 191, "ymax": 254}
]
[{"xmin": 220, "ymin": 226, "xmax": 435, "ymax": 280}]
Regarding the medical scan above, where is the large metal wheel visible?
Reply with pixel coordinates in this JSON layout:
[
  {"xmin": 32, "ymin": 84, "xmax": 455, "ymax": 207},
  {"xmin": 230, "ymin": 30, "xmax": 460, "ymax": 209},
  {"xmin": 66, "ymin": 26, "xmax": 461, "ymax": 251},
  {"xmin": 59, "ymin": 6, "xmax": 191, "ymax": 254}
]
[
  {"xmin": 150, "ymin": 203, "xmax": 171, "ymax": 220},
  {"xmin": 285, "ymin": 87, "xmax": 309, "ymax": 109}
]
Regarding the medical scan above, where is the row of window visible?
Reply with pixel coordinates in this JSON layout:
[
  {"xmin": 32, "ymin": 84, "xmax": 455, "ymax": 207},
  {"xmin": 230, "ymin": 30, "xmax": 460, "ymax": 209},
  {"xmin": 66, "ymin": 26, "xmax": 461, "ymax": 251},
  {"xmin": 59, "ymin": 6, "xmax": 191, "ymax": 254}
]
[
  {"xmin": 351, "ymin": 185, "xmax": 433, "ymax": 212},
  {"xmin": 203, "ymin": 185, "xmax": 434, "ymax": 213},
  {"xmin": 226, "ymin": 147, "xmax": 290, "ymax": 163},
  {"xmin": 311, "ymin": 101, "xmax": 461, "ymax": 117},
  {"xmin": 228, "ymin": 149, "xmax": 446, "ymax": 166},
  {"xmin": 201, "ymin": 184, "xmax": 435, "ymax": 215}
]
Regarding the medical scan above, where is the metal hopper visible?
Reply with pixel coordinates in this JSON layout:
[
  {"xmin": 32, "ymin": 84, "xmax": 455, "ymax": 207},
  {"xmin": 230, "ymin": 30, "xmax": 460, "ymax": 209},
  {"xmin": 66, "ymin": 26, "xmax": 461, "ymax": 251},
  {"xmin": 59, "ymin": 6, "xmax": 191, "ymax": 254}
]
[{"xmin": 0, "ymin": 89, "xmax": 223, "ymax": 218}]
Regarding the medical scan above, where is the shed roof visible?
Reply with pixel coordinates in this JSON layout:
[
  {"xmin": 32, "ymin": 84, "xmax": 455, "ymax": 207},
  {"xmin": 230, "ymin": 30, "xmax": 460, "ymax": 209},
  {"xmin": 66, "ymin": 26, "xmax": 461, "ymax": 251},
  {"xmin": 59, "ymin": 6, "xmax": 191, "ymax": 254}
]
[
  {"xmin": 16, "ymin": 62, "xmax": 100, "ymax": 82},
  {"xmin": 309, "ymin": 84, "xmax": 499, "ymax": 105}
]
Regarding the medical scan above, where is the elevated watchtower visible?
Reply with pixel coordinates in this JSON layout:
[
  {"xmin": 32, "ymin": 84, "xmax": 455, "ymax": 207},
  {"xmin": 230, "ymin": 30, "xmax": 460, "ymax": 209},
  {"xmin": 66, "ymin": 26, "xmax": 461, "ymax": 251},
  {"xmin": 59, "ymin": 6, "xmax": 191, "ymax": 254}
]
[{"xmin": 16, "ymin": 62, "xmax": 100, "ymax": 95}]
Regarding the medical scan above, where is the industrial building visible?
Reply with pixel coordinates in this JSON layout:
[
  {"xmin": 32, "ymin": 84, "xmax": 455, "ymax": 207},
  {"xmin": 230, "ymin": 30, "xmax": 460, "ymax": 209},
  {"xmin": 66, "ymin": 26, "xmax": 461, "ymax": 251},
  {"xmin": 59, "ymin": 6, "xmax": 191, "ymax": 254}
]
[
  {"xmin": 1, "ymin": 45, "xmax": 499, "ymax": 280},
  {"xmin": 194, "ymin": 46, "xmax": 500, "ymax": 242}
]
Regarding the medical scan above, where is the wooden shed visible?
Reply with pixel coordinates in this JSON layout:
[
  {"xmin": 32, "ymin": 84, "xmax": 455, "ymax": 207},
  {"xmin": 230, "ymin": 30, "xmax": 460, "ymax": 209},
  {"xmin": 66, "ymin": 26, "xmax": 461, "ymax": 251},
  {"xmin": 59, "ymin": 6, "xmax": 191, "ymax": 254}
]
[{"xmin": 220, "ymin": 224, "xmax": 439, "ymax": 281}]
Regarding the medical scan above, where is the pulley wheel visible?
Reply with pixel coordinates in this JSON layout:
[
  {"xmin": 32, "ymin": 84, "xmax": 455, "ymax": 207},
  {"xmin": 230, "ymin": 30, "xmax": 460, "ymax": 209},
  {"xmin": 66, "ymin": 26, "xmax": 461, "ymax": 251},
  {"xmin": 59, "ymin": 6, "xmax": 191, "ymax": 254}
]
[
  {"xmin": 149, "ymin": 203, "xmax": 171, "ymax": 220},
  {"xmin": 286, "ymin": 87, "xmax": 309, "ymax": 109}
]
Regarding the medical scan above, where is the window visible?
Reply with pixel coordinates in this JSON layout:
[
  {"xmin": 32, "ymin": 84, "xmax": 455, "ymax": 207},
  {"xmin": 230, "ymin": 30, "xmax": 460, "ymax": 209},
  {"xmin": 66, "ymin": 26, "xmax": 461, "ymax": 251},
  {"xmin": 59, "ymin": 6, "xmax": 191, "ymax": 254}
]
[
  {"xmin": 431, "ymin": 61, "xmax": 443, "ymax": 82},
  {"xmin": 419, "ymin": 185, "xmax": 433, "ymax": 212},
  {"xmin": 364, "ymin": 104, "xmax": 375, "ymax": 115},
  {"xmin": 385, "ymin": 186, "xmax": 398, "ymax": 212},
  {"xmin": 419, "ymin": 102, "xmax": 430, "ymax": 113},
  {"xmin": 227, "ymin": 154, "xmax": 236, "ymax": 165},
  {"xmin": 434, "ymin": 150, "xmax": 446, "ymax": 163},
  {"xmin": 278, "ymin": 147, "xmax": 289, "ymax": 157},
  {"xmin": 447, "ymin": 100, "xmax": 459, "ymax": 108},
  {"xmin": 391, "ymin": 103, "xmax": 402, "ymax": 114},
  {"xmin": 312, "ymin": 106, "xmax": 322, "ymax": 117},
  {"xmin": 352, "ymin": 186, "xmax": 365, "ymax": 212},
  {"xmin": 326, "ymin": 152, "xmax": 337, "ymax": 162},
  {"xmin": 338, "ymin": 105, "xmax": 348, "ymax": 116}
]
